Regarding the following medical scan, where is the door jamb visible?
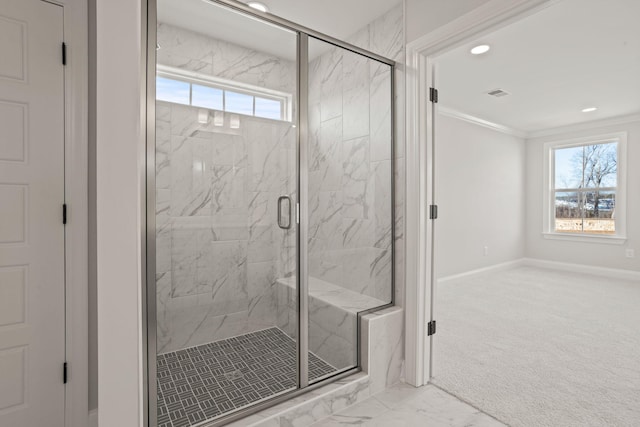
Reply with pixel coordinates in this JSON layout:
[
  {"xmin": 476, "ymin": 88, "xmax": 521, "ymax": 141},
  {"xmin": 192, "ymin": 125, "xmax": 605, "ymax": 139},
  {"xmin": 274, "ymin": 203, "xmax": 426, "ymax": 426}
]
[
  {"xmin": 48, "ymin": 0, "xmax": 90, "ymax": 425},
  {"xmin": 403, "ymin": 0, "xmax": 555, "ymax": 387}
]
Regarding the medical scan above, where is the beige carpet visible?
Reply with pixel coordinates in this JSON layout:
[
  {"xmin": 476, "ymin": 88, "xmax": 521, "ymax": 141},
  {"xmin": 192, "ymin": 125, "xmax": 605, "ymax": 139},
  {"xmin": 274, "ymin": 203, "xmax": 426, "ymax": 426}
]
[{"xmin": 432, "ymin": 265, "xmax": 640, "ymax": 427}]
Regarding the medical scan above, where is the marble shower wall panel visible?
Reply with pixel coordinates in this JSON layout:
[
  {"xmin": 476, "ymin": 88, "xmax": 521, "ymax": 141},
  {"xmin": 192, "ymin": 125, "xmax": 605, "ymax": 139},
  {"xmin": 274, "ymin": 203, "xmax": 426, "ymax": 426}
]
[
  {"xmin": 155, "ymin": 21, "xmax": 297, "ymax": 353},
  {"xmin": 307, "ymin": 5, "xmax": 403, "ymax": 304},
  {"xmin": 373, "ymin": 161, "xmax": 393, "ymax": 251},
  {"xmin": 246, "ymin": 260, "xmax": 278, "ymax": 330},
  {"xmin": 370, "ymin": 65, "xmax": 392, "ymax": 163},
  {"xmin": 319, "ymin": 47, "xmax": 343, "ymax": 123},
  {"xmin": 342, "ymin": 50, "xmax": 370, "ymax": 141},
  {"xmin": 370, "ymin": 5, "xmax": 405, "ymax": 308},
  {"xmin": 369, "ymin": 3, "xmax": 404, "ymax": 61},
  {"xmin": 371, "ymin": 4, "xmax": 405, "ymax": 308},
  {"xmin": 338, "ymin": 3, "xmax": 405, "ymax": 308},
  {"xmin": 319, "ymin": 117, "xmax": 344, "ymax": 192},
  {"xmin": 156, "ymin": 104, "xmax": 172, "ymax": 190},
  {"xmin": 157, "ymin": 23, "xmax": 295, "ymax": 93},
  {"xmin": 342, "ymin": 136, "xmax": 371, "ymax": 220},
  {"xmin": 213, "ymin": 40, "xmax": 295, "ymax": 93},
  {"xmin": 156, "ymin": 23, "xmax": 214, "ymax": 75}
]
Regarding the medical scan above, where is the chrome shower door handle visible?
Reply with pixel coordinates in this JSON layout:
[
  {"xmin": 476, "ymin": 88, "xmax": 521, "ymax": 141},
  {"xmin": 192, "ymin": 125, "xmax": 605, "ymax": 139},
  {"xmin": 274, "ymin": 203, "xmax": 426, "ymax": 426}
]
[{"xmin": 277, "ymin": 195, "xmax": 292, "ymax": 230}]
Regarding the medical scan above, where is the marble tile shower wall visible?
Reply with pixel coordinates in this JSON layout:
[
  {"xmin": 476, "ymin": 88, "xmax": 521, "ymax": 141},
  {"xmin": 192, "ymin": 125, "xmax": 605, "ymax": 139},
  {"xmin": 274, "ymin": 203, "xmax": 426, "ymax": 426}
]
[
  {"xmin": 156, "ymin": 23, "xmax": 295, "ymax": 92},
  {"xmin": 156, "ymin": 24, "xmax": 297, "ymax": 354},
  {"xmin": 306, "ymin": 4, "xmax": 404, "ymax": 304}
]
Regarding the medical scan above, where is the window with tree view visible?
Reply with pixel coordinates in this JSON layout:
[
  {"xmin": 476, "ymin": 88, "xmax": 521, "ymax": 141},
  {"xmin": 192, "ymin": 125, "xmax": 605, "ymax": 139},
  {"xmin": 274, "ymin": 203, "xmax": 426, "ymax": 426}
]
[{"xmin": 553, "ymin": 141, "xmax": 618, "ymax": 235}]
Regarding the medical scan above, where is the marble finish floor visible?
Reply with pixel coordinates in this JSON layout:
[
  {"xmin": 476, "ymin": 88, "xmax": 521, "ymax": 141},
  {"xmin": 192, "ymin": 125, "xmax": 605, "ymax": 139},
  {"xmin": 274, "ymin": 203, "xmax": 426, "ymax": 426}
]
[
  {"xmin": 311, "ymin": 382, "xmax": 506, "ymax": 427},
  {"xmin": 157, "ymin": 327, "xmax": 336, "ymax": 427}
]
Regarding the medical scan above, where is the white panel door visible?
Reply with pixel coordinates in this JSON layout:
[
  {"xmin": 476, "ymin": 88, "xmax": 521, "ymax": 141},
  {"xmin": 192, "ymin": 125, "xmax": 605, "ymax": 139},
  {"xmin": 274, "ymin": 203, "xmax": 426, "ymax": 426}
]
[{"xmin": 0, "ymin": 1, "xmax": 65, "ymax": 426}]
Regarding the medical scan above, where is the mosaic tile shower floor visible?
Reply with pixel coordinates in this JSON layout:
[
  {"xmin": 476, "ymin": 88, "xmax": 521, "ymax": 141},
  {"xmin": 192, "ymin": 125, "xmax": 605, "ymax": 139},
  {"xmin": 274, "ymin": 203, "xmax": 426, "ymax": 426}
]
[{"xmin": 156, "ymin": 327, "xmax": 337, "ymax": 427}]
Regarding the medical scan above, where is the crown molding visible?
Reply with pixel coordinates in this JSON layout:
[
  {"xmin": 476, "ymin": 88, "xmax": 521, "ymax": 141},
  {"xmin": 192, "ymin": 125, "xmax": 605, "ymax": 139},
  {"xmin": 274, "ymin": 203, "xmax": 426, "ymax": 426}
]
[
  {"xmin": 437, "ymin": 106, "xmax": 528, "ymax": 138},
  {"xmin": 437, "ymin": 106, "xmax": 640, "ymax": 141},
  {"xmin": 527, "ymin": 113, "xmax": 640, "ymax": 139}
]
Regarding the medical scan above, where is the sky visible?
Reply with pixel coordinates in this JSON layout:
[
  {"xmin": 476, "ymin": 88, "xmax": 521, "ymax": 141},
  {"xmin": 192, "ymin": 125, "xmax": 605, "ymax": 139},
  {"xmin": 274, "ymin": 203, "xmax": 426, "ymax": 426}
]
[
  {"xmin": 554, "ymin": 142, "xmax": 617, "ymax": 189},
  {"xmin": 156, "ymin": 76, "xmax": 284, "ymax": 121}
]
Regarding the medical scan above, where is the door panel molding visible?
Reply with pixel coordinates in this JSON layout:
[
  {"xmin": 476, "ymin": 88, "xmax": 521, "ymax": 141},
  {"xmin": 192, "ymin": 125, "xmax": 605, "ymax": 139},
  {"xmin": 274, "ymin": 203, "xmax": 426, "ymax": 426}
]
[{"xmin": 0, "ymin": 1, "xmax": 67, "ymax": 425}]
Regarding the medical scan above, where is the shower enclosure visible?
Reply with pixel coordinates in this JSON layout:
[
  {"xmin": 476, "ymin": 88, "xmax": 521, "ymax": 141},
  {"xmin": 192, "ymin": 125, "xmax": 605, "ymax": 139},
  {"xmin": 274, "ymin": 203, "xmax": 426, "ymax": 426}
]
[{"xmin": 146, "ymin": 0, "xmax": 395, "ymax": 425}]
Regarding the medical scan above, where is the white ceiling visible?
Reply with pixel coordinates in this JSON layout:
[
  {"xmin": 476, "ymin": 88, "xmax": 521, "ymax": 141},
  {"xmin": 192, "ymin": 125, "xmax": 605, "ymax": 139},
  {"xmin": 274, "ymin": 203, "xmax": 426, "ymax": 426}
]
[
  {"xmin": 246, "ymin": 0, "xmax": 400, "ymax": 39},
  {"xmin": 158, "ymin": 0, "xmax": 400, "ymax": 61},
  {"xmin": 436, "ymin": 0, "xmax": 640, "ymax": 133}
]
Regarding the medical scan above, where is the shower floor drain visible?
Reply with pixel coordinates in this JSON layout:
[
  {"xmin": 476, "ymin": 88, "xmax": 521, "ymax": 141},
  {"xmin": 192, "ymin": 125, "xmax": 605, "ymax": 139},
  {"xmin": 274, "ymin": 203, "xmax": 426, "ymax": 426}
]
[{"xmin": 224, "ymin": 370, "xmax": 244, "ymax": 381}]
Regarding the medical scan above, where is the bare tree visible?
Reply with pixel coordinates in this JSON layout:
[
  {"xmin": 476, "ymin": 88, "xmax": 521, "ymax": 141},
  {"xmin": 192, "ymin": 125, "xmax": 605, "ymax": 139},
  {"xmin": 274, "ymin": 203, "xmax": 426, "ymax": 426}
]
[{"xmin": 572, "ymin": 144, "xmax": 617, "ymax": 217}]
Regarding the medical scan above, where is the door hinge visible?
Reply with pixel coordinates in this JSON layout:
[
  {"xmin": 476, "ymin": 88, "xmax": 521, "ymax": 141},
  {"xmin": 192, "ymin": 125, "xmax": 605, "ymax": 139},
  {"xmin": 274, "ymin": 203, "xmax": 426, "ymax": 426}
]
[
  {"xmin": 427, "ymin": 320, "xmax": 437, "ymax": 336},
  {"xmin": 63, "ymin": 362, "xmax": 68, "ymax": 384},
  {"xmin": 429, "ymin": 87, "xmax": 438, "ymax": 103},
  {"xmin": 62, "ymin": 42, "xmax": 67, "ymax": 66},
  {"xmin": 62, "ymin": 204, "xmax": 67, "ymax": 225},
  {"xmin": 429, "ymin": 204, "xmax": 438, "ymax": 220}
]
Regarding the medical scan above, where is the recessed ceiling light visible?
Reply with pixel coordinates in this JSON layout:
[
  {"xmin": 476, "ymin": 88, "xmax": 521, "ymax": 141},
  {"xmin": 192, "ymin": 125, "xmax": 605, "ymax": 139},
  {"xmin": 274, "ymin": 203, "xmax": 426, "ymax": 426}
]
[
  {"xmin": 470, "ymin": 44, "xmax": 491, "ymax": 55},
  {"xmin": 581, "ymin": 107, "xmax": 597, "ymax": 113},
  {"xmin": 247, "ymin": 1, "xmax": 269, "ymax": 13}
]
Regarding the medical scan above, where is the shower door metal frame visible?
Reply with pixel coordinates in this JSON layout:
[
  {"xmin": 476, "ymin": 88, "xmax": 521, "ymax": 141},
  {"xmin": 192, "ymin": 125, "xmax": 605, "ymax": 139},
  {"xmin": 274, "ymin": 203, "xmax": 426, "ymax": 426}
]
[
  {"xmin": 144, "ymin": 0, "xmax": 397, "ymax": 425},
  {"xmin": 297, "ymin": 32, "xmax": 310, "ymax": 389}
]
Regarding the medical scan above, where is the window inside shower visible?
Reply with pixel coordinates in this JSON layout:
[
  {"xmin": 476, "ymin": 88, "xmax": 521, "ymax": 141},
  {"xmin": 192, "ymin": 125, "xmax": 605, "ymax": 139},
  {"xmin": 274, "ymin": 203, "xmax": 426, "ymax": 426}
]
[
  {"xmin": 156, "ymin": 71, "xmax": 292, "ymax": 121},
  {"xmin": 149, "ymin": 1, "xmax": 395, "ymax": 425}
]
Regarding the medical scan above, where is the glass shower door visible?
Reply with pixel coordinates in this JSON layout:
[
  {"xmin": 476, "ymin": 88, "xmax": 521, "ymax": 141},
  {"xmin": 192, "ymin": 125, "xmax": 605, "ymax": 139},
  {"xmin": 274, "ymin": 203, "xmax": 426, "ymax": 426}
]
[
  {"xmin": 305, "ymin": 37, "xmax": 394, "ymax": 382},
  {"xmin": 153, "ymin": 1, "xmax": 299, "ymax": 424}
]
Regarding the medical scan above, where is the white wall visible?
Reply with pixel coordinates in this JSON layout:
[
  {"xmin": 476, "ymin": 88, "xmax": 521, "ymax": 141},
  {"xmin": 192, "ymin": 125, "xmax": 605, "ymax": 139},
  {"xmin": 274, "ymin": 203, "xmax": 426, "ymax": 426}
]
[
  {"xmin": 435, "ymin": 114, "xmax": 526, "ymax": 278},
  {"xmin": 525, "ymin": 120, "xmax": 640, "ymax": 271},
  {"xmin": 405, "ymin": 0, "xmax": 491, "ymax": 42},
  {"xmin": 95, "ymin": 0, "xmax": 144, "ymax": 425},
  {"xmin": 434, "ymin": 114, "xmax": 640, "ymax": 277}
]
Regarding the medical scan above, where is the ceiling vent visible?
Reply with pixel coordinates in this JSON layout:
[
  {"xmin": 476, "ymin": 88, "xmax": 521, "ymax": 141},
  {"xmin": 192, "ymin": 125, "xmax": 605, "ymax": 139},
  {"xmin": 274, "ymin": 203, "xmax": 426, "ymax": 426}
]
[{"xmin": 487, "ymin": 88, "xmax": 510, "ymax": 98}]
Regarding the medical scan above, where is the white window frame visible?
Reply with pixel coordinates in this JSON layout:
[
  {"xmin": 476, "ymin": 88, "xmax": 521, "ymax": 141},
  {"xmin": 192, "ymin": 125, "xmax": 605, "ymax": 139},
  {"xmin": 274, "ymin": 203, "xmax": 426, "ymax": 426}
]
[
  {"xmin": 156, "ymin": 64, "xmax": 293, "ymax": 122},
  {"xmin": 542, "ymin": 132, "xmax": 627, "ymax": 244}
]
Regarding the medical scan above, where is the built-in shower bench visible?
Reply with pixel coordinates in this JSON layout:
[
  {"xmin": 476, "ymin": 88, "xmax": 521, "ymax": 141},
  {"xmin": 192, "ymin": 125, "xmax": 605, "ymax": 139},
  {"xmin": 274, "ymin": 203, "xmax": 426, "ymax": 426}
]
[
  {"xmin": 276, "ymin": 276, "xmax": 387, "ymax": 315},
  {"xmin": 275, "ymin": 276, "xmax": 387, "ymax": 370}
]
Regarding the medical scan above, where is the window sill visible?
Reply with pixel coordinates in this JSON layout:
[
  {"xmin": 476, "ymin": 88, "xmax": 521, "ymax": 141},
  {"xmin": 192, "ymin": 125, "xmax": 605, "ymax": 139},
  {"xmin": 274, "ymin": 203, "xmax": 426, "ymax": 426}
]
[{"xmin": 542, "ymin": 232, "xmax": 627, "ymax": 245}]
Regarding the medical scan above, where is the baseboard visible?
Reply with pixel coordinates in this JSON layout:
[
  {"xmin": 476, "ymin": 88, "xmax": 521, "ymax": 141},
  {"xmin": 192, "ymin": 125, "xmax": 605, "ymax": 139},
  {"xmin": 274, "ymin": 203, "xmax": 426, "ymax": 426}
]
[
  {"xmin": 438, "ymin": 259, "xmax": 525, "ymax": 284},
  {"xmin": 522, "ymin": 258, "xmax": 640, "ymax": 281},
  {"xmin": 89, "ymin": 409, "xmax": 98, "ymax": 427},
  {"xmin": 438, "ymin": 258, "xmax": 640, "ymax": 283}
]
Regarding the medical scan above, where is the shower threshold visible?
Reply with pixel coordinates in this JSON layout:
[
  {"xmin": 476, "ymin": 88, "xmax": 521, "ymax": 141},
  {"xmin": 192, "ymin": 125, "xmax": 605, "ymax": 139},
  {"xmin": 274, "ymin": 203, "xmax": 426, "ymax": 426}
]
[{"xmin": 156, "ymin": 327, "xmax": 337, "ymax": 427}]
